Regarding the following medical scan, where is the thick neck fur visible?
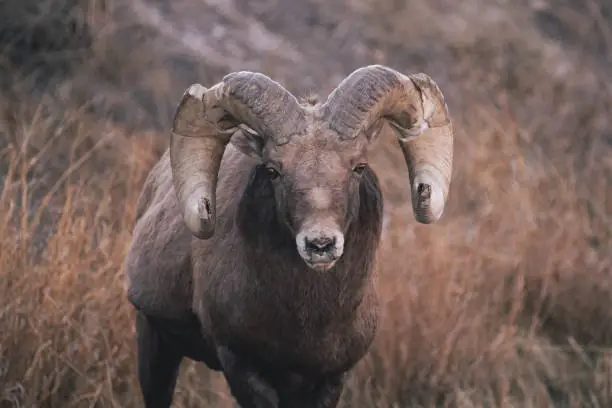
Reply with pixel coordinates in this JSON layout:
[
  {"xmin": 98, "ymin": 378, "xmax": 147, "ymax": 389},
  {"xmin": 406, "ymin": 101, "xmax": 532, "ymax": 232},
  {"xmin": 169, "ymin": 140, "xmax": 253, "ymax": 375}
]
[{"xmin": 235, "ymin": 164, "xmax": 384, "ymax": 317}]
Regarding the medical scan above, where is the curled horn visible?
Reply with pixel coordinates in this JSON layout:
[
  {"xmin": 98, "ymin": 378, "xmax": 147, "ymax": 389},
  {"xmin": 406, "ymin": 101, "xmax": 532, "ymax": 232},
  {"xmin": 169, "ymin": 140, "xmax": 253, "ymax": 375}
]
[
  {"xmin": 170, "ymin": 72, "xmax": 306, "ymax": 239},
  {"xmin": 322, "ymin": 65, "xmax": 454, "ymax": 224}
]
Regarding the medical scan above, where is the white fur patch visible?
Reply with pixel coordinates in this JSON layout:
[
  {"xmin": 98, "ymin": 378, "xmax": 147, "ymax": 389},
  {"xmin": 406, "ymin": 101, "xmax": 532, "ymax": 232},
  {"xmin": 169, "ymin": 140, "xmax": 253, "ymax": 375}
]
[
  {"xmin": 295, "ymin": 226, "xmax": 345, "ymax": 272},
  {"xmin": 186, "ymin": 83, "xmax": 206, "ymax": 100}
]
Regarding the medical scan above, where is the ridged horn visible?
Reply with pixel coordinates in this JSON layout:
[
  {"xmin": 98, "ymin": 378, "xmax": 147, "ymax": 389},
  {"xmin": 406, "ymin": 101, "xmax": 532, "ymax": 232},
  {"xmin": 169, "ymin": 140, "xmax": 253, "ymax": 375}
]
[
  {"xmin": 322, "ymin": 65, "xmax": 453, "ymax": 224},
  {"xmin": 170, "ymin": 72, "xmax": 306, "ymax": 238}
]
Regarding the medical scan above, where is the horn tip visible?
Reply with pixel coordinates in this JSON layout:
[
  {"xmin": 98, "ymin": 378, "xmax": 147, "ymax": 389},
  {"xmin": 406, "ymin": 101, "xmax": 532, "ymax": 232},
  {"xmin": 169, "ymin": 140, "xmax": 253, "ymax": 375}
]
[
  {"xmin": 412, "ymin": 182, "xmax": 446, "ymax": 224},
  {"xmin": 183, "ymin": 194, "xmax": 216, "ymax": 239}
]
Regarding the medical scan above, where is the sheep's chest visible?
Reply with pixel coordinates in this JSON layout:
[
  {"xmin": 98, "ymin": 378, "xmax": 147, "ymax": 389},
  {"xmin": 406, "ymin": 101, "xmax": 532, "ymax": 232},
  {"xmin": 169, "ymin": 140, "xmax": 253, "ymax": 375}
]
[{"xmin": 204, "ymin": 283, "xmax": 379, "ymax": 374}]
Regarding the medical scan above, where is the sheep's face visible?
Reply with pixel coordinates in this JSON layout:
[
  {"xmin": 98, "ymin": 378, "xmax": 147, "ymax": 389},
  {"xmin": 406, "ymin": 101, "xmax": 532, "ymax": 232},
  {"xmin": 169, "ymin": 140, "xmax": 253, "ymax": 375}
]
[
  {"xmin": 234, "ymin": 128, "xmax": 372, "ymax": 272},
  {"xmin": 172, "ymin": 68, "xmax": 453, "ymax": 245}
]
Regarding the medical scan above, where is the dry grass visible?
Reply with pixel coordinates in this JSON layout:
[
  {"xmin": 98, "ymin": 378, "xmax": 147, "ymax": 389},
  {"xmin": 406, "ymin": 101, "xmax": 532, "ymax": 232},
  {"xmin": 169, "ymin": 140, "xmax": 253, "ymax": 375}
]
[{"xmin": 1, "ymin": 0, "xmax": 612, "ymax": 407}]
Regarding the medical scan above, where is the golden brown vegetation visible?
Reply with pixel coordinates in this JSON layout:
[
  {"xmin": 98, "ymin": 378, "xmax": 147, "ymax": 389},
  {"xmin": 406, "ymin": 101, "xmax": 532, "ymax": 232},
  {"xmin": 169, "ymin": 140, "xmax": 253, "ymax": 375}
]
[{"xmin": 1, "ymin": 0, "xmax": 611, "ymax": 407}]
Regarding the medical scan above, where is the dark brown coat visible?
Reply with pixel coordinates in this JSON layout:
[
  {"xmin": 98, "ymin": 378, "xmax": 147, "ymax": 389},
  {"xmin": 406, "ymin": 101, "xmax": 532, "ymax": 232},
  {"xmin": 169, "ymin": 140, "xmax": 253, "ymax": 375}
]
[{"xmin": 124, "ymin": 65, "xmax": 454, "ymax": 408}]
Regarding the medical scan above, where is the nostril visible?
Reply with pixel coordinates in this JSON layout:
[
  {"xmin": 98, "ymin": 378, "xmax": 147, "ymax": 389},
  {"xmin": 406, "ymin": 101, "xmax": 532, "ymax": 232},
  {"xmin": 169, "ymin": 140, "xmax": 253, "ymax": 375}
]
[{"xmin": 305, "ymin": 237, "xmax": 336, "ymax": 254}]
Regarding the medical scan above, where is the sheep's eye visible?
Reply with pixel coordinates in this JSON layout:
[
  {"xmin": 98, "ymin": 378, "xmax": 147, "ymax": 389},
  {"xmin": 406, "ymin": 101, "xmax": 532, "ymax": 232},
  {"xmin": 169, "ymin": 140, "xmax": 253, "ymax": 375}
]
[
  {"xmin": 353, "ymin": 163, "xmax": 368, "ymax": 174},
  {"xmin": 265, "ymin": 166, "xmax": 280, "ymax": 180}
]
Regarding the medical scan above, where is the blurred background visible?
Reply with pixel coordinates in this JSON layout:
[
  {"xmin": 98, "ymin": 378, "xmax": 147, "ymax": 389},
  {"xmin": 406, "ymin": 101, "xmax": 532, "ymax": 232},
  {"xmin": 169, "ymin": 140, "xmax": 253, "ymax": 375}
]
[{"xmin": 0, "ymin": 0, "xmax": 611, "ymax": 407}]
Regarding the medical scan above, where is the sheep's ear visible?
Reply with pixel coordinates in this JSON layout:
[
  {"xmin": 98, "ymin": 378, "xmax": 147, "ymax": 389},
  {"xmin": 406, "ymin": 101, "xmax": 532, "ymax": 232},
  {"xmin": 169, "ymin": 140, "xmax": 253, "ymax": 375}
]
[{"xmin": 230, "ymin": 127, "xmax": 265, "ymax": 159}]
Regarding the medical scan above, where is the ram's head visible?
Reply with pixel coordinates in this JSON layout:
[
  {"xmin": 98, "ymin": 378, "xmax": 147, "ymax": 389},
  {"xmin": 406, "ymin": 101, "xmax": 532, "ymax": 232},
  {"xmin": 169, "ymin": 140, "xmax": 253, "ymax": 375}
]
[{"xmin": 170, "ymin": 65, "xmax": 454, "ymax": 271}]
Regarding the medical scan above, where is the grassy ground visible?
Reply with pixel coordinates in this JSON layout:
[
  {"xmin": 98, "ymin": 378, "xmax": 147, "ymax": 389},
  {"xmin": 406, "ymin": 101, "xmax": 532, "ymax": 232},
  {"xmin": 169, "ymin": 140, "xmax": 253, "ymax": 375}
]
[{"xmin": 1, "ymin": 0, "xmax": 611, "ymax": 407}]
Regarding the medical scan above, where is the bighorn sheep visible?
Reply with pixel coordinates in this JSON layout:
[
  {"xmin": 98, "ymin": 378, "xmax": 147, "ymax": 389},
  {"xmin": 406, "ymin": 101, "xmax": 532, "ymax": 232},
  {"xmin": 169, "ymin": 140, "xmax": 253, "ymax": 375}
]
[{"xmin": 124, "ymin": 64, "xmax": 454, "ymax": 408}]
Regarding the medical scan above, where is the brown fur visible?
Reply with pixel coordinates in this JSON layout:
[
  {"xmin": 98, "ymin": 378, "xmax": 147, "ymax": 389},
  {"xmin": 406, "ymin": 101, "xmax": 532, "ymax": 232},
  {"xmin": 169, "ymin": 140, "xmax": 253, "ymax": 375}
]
[
  {"xmin": 124, "ymin": 125, "xmax": 384, "ymax": 406},
  {"xmin": 124, "ymin": 65, "xmax": 454, "ymax": 407}
]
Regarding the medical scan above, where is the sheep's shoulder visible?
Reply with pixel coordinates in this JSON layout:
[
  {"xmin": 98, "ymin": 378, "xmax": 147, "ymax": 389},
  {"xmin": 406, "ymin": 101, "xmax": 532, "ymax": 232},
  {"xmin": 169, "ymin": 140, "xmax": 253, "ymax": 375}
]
[{"xmin": 125, "ymin": 151, "xmax": 194, "ymax": 319}]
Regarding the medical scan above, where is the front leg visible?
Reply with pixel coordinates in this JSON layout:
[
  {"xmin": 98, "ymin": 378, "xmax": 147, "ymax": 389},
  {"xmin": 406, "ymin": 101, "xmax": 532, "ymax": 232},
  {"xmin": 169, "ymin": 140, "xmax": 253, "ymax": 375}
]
[
  {"xmin": 135, "ymin": 312, "xmax": 183, "ymax": 408},
  {"xmin": 217, "ymin": 346, "xmax": 279, "ymax": 408},
  {"xmin": 311, "ymin": 374, "xmax": 345, "ymax": 408},
  {"xmin": 281, "ymin": 373, "xmax": 345, "ymax": 408}
]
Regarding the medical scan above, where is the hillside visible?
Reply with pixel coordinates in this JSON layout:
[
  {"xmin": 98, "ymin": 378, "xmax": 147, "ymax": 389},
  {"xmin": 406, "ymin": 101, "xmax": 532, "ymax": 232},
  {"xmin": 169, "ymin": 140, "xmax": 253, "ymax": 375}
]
[{"xmin": 1, "ymin": 0, "xmax": 611, "ymax": 406}]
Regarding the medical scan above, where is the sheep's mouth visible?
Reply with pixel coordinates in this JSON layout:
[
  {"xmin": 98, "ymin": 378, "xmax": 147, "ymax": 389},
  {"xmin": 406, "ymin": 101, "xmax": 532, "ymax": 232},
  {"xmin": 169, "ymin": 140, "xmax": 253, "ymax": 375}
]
[{"xmin": 306, "ymin": 260, "xmax": 337, "ymax": 272}]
